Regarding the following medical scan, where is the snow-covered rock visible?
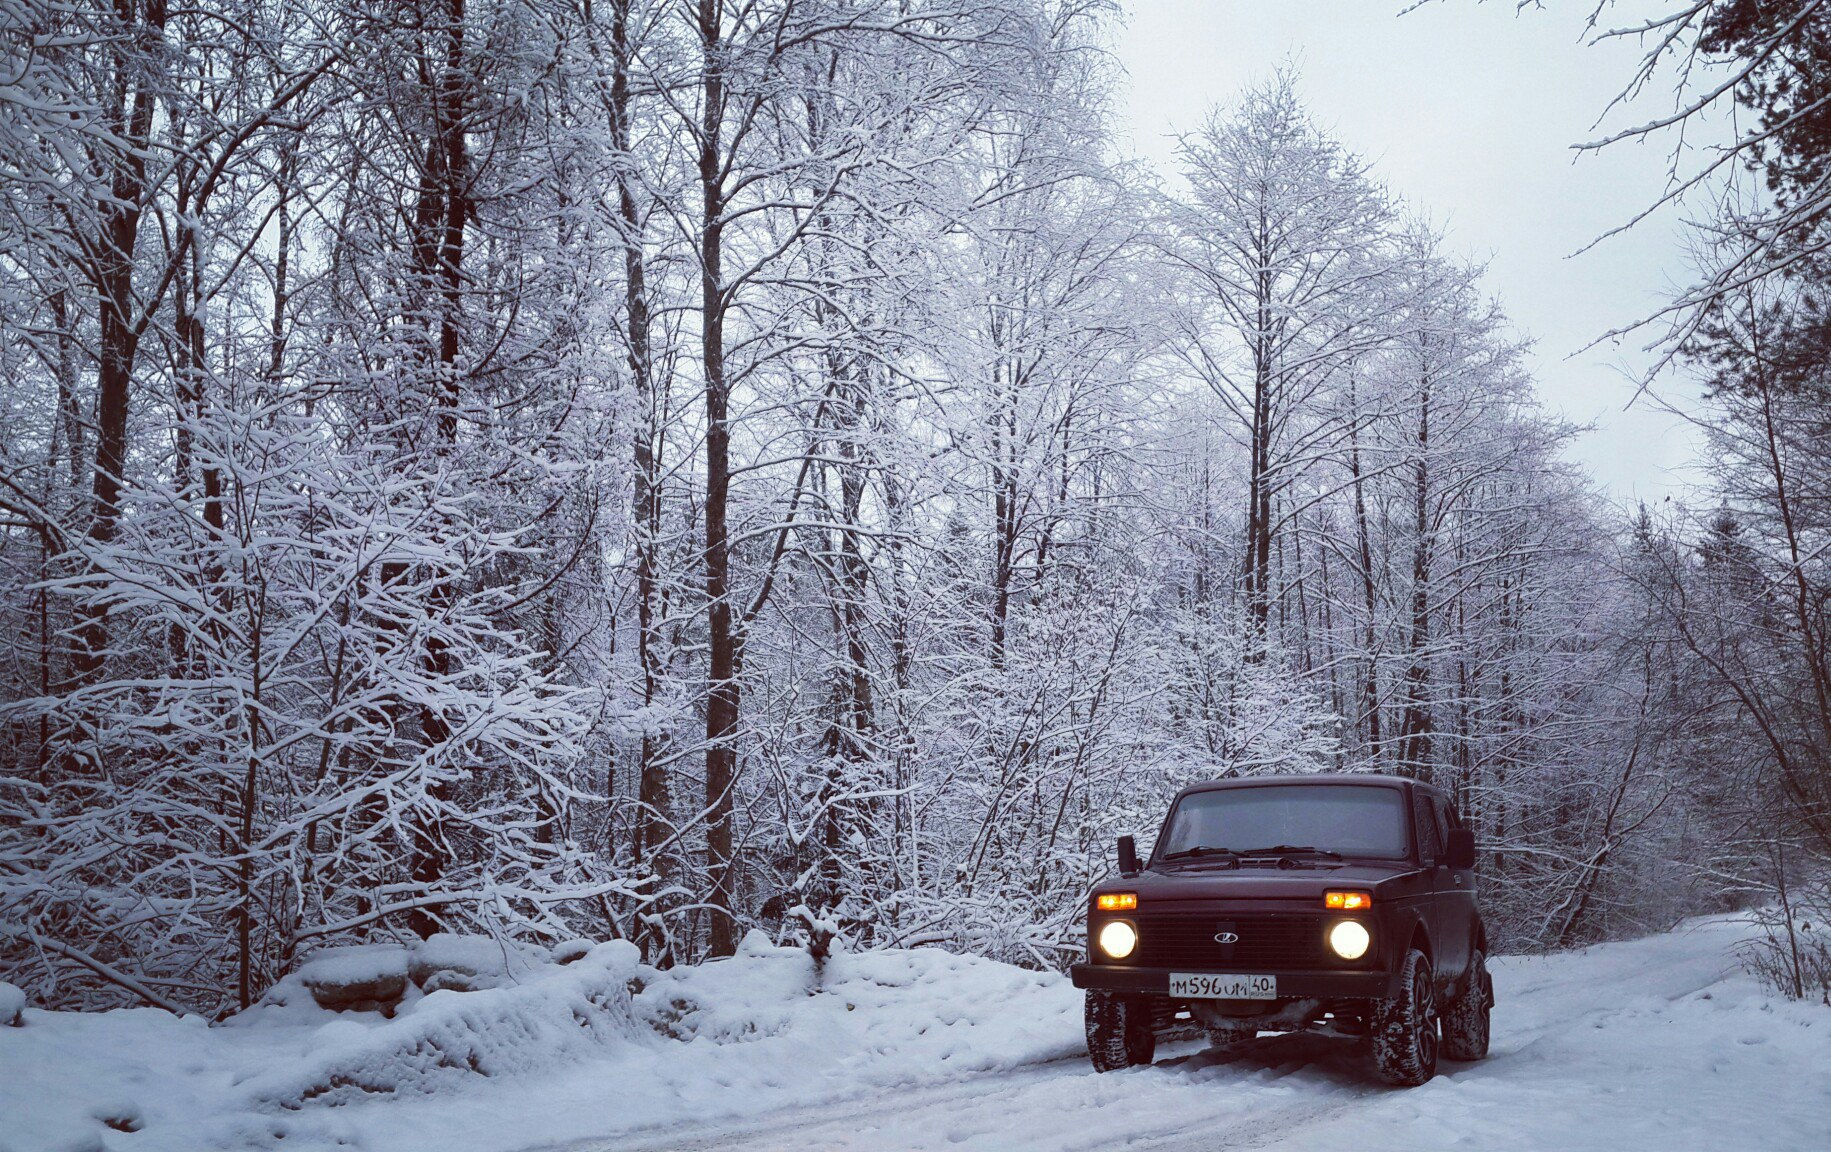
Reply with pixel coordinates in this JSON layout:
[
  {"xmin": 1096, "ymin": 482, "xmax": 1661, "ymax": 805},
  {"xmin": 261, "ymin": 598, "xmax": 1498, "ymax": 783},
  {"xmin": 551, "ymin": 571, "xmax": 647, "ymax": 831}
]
[
  {"xmin": 551, "ymin": 939, "xmax": 595, "ymax": 966},
  {"xmin": 0, "ymin": 981, "xmax": 25, "ymax": 1026},
  {"xmin": 408, "ymin": 933, "xmax": 545, "ymax": 993},
  {"xmin": 295, "ymin": 942, "xmax": 410, "ymax": 1012}
]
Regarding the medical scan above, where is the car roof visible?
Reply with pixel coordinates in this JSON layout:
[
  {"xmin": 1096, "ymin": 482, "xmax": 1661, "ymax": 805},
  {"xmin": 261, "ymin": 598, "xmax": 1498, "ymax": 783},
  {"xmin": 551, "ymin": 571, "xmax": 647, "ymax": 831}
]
[{"xmin": 1169, "ymin": 773, "xmax": 1424, "ymax": 803}]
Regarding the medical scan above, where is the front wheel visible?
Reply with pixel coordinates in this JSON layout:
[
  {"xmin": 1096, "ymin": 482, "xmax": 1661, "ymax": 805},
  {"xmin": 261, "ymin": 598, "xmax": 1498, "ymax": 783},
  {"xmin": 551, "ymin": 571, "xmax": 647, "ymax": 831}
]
[
  {"xmin": 1370, "ymin": 948, "xmax": 1439, "ymax": 1087},
  {"xmin": 1441, "ymin": 948, "xmax": 1492, "ymax": 1061},
  {"xmin": 1084, "ymin": 990, "xmax": 1155, "ymax": 1072}
]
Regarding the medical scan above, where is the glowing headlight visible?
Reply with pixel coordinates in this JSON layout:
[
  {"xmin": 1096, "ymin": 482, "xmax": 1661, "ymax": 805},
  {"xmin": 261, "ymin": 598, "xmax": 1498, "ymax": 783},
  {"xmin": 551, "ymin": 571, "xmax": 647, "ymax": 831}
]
[
  {"xmin": 1097, "ymin": 920, "xmax": 1139, "ymax": 960},
  {"xmin": 1328, "ymin": 920, "xmax": 1371, "ymax": 960}
]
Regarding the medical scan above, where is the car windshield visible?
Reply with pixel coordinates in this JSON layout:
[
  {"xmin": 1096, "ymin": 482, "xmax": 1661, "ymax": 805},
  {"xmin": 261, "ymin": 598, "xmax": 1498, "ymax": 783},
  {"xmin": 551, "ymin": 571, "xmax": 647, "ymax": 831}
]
[{"xmin": 1155, "ymin": 784, "xmax": 1409, "ymax": 862}]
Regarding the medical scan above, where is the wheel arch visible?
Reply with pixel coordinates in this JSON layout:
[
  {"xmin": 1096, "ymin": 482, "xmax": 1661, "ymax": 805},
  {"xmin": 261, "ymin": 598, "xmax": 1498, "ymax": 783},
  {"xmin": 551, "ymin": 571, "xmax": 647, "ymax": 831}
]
[{"xmin": 1407, "ymin": 917, "xmax": 1433, "ymax": 964}]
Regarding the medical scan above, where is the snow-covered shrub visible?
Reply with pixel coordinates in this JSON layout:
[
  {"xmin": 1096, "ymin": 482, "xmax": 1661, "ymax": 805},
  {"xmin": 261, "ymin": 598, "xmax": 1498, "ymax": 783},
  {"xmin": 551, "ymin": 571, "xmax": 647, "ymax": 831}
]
[
  {"xmin": 1743, "ymin": 880, "xmax": 1831, "ymax": 1005},
  {"xmin": 0, "ymin": 396, "xmax": 606, "ymax": 1014}
]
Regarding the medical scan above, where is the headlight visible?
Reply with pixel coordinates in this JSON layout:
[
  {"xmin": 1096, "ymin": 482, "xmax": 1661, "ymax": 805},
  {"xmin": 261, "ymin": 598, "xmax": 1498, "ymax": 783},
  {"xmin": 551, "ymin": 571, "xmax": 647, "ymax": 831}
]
[
  {"xmin": 1097, "ymin": 920, "xmax": 1138, "ymax": 960},
  {"xmin": 1328, "ymin": 920, "xmax": 1371, "ymax": 960}
]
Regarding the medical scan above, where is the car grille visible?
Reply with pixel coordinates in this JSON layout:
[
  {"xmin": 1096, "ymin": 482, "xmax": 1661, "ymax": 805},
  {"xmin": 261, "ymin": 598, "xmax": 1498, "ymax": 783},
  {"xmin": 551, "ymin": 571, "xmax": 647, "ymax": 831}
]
[{"xmin": 1130, "ymin": 913, "xmax": 1339, "ymax": 971}]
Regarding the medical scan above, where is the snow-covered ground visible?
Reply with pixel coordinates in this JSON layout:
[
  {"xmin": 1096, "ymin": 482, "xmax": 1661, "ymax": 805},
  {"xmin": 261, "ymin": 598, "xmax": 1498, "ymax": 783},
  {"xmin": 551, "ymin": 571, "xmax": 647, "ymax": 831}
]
[{"xmin": 2, "ymin": 915, "xmax": 1826, "ymax": 1152}]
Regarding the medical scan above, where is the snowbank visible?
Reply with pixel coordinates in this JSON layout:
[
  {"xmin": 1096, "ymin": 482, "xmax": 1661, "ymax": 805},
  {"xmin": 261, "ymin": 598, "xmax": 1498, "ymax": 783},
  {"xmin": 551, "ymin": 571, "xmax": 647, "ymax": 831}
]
[
  {"xmin": 239, "ymin": 941, "xmax": 641, "ymax": 1112},
  {"xmin": 0, "ymin": 932, "xmax": 1079, "ymax": 1152},
  {"xmin": 0, "ymin": 981, "xmax": 23, "ymax": 1027},
  {"xmin": 630, "ymin": 929, "xmax": 1078, "ymax": 1069}
]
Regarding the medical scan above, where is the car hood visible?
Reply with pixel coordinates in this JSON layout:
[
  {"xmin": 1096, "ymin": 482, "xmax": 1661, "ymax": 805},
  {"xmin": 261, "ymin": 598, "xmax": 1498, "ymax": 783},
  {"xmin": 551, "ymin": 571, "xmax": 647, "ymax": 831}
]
[{"xmin": 1108, "ymin": 861, "xmax": 1416, "ymax": 902}]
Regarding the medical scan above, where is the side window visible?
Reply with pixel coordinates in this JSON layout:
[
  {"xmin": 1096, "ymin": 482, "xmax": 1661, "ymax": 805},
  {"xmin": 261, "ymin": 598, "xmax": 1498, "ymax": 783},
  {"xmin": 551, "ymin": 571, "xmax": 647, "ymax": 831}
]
[
  {"xmin": 1436, "ymin": 798, "xmax": 1458, "ymax": 836},
  {"xmin": 1412, "ymin": 790, "xmax": 1444, "ymax": 862}
]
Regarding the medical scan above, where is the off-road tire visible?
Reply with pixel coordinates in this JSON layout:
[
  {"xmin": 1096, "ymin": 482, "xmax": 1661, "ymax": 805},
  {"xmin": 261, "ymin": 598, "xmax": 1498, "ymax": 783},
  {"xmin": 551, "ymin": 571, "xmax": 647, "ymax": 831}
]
[
  {"xmin": 1441, "ymin": 948, "xmax": 1492, "ymax": 1062},
  {"xmin": 1085, "ymin": 990, "xmax": 1155, "ymax": 1072},
  {"xmin": 1370, "ymin": 948, "xmax": 1439, "ymax": 1087}
]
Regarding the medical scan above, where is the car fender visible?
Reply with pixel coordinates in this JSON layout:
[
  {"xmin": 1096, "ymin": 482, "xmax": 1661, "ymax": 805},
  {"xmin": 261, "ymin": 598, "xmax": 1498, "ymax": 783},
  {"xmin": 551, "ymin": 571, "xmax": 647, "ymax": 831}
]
[{"xmin": 1382, "ymin": 903, "xmax": 1432, "ymax": 969}]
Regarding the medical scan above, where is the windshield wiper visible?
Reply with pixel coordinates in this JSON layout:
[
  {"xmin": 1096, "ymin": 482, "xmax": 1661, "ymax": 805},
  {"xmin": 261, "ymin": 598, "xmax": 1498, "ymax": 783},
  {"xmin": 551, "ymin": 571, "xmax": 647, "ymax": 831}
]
[
  {"xmin": 1160, "ymin": 845, "xmax": 1240, "ymax": 863},
  {"xmin": 1235, "ymin": 844, "xmax": 1344, "ymax": 861}
]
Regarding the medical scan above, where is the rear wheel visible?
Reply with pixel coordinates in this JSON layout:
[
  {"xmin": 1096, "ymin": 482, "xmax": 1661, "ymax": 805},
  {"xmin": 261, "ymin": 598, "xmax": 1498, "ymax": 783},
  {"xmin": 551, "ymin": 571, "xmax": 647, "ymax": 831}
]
[
  {"xmin": 1084, "ymin": 990, "xmax": 1155, "ymax": 1072},
  {"xmin": 1441, "ymin": 948, "xmax": 1492, "ymax": 1061},
  {"xmin": 1370, "ymin": 948, "xmax": 1439, "ymax": 1087}
]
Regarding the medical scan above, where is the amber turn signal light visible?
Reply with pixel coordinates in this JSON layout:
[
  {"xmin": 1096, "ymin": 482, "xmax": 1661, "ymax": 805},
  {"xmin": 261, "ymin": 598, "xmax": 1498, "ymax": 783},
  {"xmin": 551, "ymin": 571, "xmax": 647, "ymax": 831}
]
[
  {"xmin": 1324, "ymin": 891, "xmax": 1372, "ymax": 910},
  {"xmin": 1097, "ymin": 893, "xmax": 1138, "ymax": 911}
]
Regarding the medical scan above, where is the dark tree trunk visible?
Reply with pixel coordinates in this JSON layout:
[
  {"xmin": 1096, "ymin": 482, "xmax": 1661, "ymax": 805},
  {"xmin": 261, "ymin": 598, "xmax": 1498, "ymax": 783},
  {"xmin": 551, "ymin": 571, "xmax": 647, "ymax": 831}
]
[
  {"xmin": 1242, "ymin": 239, "xmax": 1275, "ymax": 652},
  {"xmin": 1397, "ymin": 362, "xmax": 1433, "ymax": 777},
  {"xmin": 699, "ymin": 0, "xmax": 740, "ymax": 959},
  {"xmin": 72, "ymin": 9, "xmax": 164, "ymax": 680},
  {"xmin": 1348, "ymin": 374, "xmax": 1382, "ymax": 758},
  {"xmin": 989, "ymin": 359, "xmax": 1018, "ymax": 667},
  {"xmin": 405, "ymin": 0, "xmax": 470, "ymax": 940}
]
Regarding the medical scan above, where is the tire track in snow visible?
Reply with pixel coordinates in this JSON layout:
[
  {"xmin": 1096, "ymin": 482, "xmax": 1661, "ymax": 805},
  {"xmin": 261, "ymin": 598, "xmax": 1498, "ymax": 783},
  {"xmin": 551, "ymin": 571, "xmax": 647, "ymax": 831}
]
[
  {"xmin": 558, "ymin": 1034, "xmax": 1379, "ymax": 1152},
  {"xmin": 543, "ymin": 916, "xmax": 1769, "ymax": 1152}
]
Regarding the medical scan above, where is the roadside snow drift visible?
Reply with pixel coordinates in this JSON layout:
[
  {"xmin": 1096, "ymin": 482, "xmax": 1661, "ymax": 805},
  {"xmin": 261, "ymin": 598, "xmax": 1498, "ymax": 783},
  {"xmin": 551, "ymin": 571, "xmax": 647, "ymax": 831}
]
[{"xmin": 0, "ymin": 931, "xmax": 1080, "ymax": 1152}]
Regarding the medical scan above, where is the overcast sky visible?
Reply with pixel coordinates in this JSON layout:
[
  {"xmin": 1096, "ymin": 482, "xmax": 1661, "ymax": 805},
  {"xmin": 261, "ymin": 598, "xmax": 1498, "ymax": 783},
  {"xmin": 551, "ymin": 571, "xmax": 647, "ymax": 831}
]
[{"xmin": 1113, "ymin": 0, "xmax": 1714, "ymax": 505}]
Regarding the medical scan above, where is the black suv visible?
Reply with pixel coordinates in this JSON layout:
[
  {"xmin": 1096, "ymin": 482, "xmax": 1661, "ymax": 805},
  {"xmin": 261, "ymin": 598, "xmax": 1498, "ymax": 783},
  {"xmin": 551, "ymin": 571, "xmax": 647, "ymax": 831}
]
[{"xmin": 1071, "ymin": 774, "xmax": 1492, "ymax": 1086}]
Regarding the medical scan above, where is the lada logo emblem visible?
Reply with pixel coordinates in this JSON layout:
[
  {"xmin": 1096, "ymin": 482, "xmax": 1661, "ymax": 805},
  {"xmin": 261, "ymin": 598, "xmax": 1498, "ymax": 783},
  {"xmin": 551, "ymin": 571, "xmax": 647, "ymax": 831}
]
[{"xmin": 1213, "ymin": 931, "xmax": 1240, "ymax": 944}]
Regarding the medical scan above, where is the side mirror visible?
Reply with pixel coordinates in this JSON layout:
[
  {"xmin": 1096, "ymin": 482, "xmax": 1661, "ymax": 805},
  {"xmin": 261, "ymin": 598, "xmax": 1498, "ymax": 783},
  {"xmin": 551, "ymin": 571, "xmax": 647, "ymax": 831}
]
[
  {"xmin": 1117, "ymin": 835, "xmax": 1141, "ymax": 877},
  {"xmin": 1445, "ymin": 828, "xmax": 1476, "ymax": 871}
]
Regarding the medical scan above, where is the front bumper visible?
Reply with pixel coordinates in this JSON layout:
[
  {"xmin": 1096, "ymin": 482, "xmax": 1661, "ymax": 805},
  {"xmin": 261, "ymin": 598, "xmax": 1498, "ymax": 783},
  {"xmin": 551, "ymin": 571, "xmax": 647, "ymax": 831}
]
[{"xmin": 1070, "ymin": 963, "xmax": 1398, "ymax": 1001}]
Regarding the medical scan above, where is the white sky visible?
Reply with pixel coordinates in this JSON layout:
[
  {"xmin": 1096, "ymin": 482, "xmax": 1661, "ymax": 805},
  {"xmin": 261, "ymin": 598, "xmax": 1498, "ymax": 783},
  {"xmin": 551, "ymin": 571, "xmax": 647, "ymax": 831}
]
[{"xmin": 1113, "ymin": 0, "xmax": 1715, "ymax": 505}]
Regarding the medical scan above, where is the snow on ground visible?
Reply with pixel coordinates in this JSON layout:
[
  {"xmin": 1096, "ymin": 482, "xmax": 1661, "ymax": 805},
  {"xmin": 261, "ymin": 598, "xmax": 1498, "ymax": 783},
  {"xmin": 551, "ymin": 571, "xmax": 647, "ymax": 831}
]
[
  {"xmin": 0, "ymin": 981, "xmax": 24, "ymax": 1026},
  {"xmin": 1, "ymin": 916, "xmax": 1827, "ymax": 1152},
  {"xmin": 0, "ymin": 937, "xmax": 645, "ymax": 1152},
  {"xmin": 0, "ymin": 931, "xmax": 1076, "ymax": 1152}
]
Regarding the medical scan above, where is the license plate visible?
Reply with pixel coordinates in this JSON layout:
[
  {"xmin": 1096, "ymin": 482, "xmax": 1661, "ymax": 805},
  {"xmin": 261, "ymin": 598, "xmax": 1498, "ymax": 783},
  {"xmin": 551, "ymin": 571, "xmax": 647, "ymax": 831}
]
[{"xmin": 1169, "ymin": 972, "xmax": 1277, "ymax": 999}]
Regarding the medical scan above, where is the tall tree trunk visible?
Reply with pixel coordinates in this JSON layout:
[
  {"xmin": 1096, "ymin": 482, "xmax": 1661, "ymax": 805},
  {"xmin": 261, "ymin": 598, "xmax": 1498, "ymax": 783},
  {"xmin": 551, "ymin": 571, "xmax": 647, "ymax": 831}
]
[
  {"xmin": 404, "ymin": 0, "xmax": 470, "ymax": 939},
  {"xmin": 1398, "ymin": 359, "xmax": 1433, "ymax": 777},
  {"xmin": 989, "ymin": 359, "xmax": 1018, "ymax": 667},
  {"xmin": 698, "ymin": 0, "xmax": 741, "ymax": 958},
  {"xmin": 171, "ymin": 209, "xmax": 222, "ymax": 543},
  {"xmin": 1243, "ymin": 243, "xmax": 1275, "ymax": 652},
  {"xmin": 73, "ymin": 5, "xmax": 165, "ymax": 680},
  {"xmin": 1347, "ymin": 373, "xmax": 1382, "ymax": 758}
]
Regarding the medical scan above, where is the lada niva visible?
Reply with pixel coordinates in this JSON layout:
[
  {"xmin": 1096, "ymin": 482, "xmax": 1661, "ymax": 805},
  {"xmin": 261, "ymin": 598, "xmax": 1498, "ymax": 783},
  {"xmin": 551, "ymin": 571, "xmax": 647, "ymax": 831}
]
[{"xmin": 1071, "ymin": 774, "xmax": 1492, "ymax": 1086}]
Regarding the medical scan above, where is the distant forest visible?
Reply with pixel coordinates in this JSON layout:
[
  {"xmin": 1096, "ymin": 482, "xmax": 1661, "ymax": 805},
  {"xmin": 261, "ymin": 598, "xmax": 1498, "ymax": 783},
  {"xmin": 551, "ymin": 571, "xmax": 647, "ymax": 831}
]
[{"xmin": 1, "ymin": 0, "xmax": 1826, "ymax": 1014}]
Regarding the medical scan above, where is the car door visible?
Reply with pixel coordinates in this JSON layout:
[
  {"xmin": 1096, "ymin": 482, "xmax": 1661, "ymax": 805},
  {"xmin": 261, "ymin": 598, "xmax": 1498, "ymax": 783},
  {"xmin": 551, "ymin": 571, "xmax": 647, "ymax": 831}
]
[
  {"xmin": 1408, "ymin": 786, "xmax": 1449, "ymax": 972},
  {"xmin": 1434, "ymin": 795, "xmax": 1474, "ymax": 981}
]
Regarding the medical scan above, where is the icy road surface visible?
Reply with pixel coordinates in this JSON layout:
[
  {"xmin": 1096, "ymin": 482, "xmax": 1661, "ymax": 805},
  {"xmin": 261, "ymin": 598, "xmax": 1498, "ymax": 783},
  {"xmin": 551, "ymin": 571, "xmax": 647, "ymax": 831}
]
[{"xmin": 552, "ymin": 917, "xmax": 1829, "ymax": 1152}]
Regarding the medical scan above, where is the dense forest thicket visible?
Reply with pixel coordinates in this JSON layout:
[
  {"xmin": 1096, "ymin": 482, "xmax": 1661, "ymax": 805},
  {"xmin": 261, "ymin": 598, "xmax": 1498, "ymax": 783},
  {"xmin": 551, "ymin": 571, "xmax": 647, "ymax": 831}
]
[{"xmin": 1, "ymin": 0, "xmax": 1827, "ymax": 1015}]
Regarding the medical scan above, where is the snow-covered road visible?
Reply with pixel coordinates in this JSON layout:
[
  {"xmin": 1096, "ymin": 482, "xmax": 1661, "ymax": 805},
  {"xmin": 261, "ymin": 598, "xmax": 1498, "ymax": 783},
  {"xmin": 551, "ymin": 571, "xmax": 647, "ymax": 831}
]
[{"xmin": 553, "ymin": 916, "xmax": 1830, "ymax": 1152}]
